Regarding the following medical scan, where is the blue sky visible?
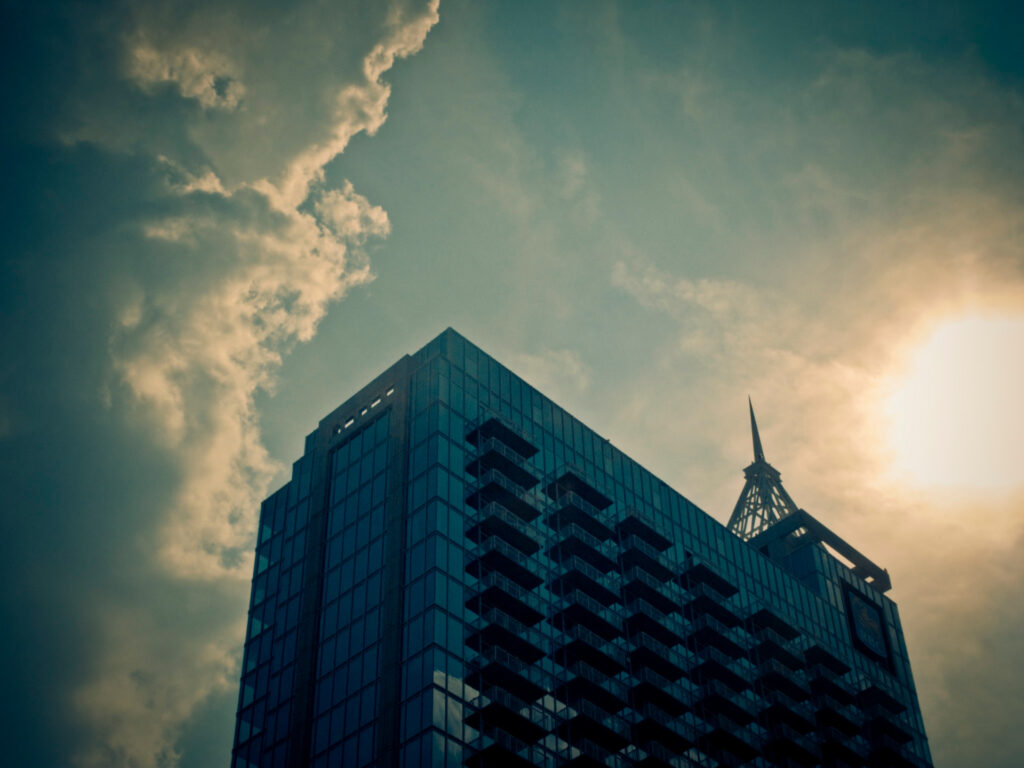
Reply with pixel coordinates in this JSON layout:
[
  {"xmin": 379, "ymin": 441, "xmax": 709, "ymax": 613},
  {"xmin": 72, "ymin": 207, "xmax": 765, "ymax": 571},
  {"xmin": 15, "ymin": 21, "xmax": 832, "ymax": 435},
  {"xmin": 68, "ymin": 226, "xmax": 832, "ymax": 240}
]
[{"xmin": 2, "ymin": 1, "xmax": 1023, "ymax": 765}]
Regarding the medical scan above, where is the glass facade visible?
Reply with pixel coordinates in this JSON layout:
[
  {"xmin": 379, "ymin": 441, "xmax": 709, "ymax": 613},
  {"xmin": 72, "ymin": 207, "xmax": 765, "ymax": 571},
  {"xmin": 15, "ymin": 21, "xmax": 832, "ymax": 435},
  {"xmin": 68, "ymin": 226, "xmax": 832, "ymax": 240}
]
[{"xmin": 233, "ymin": 328, "xmax": 933, "ymax": 768}]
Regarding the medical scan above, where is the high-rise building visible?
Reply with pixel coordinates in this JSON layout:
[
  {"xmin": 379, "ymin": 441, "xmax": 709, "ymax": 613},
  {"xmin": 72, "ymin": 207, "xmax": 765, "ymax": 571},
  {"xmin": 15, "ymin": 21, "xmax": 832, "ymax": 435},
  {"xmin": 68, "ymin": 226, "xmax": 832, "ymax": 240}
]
[{"xmin": 232, "ymin": 328, "xmax": 932, "ymax": 768}]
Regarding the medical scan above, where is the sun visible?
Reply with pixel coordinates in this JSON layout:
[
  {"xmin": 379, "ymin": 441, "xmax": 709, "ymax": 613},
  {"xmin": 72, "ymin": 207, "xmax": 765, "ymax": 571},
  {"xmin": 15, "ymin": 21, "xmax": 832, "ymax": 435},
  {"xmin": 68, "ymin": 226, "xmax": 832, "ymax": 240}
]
[{"xmin": 886, "ymin": 314, "xmax": 1024, "ymax": 490}]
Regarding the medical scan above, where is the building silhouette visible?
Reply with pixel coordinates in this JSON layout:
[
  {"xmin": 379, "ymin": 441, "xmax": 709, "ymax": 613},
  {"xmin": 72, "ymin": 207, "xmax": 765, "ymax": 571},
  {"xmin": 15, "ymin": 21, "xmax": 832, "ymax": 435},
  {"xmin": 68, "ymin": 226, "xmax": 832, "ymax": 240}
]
[{"xmin": 232, "ymin": 328, "xmax": 932, "ymax": 768}]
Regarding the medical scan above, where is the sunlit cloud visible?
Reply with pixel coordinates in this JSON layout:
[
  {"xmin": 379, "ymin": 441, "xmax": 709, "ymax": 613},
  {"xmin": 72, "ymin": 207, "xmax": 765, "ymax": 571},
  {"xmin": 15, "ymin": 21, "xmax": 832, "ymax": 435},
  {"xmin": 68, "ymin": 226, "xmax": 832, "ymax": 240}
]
[
  {"xmin": 60, "ymin": 1, "xmax": 441, "ymax": 766},
  {"xmin": 128, "ymin": 38, "xmax": 246, "ymax": 110}
]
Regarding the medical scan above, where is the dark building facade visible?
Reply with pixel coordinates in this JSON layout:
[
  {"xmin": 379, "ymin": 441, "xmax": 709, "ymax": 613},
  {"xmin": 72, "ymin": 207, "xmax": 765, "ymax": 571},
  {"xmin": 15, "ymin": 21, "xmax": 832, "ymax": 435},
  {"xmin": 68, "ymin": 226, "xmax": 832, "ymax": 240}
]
[{"xmin": 232, "ymin": 328, "xmax": 932, "ymax": 768}]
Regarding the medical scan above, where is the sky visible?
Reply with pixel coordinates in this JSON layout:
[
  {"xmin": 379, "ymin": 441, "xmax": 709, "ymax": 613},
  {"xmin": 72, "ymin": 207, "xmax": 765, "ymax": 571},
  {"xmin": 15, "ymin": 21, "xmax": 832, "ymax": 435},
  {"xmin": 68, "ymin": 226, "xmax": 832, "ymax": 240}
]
[{"xmin": 2, "ymin": 1, "xmax": 1023, "ymax": 766}]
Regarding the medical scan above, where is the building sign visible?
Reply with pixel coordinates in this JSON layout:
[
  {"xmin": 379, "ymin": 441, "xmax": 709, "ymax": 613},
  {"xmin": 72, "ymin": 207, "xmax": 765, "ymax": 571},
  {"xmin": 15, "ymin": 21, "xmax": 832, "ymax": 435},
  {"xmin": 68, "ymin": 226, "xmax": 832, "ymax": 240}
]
[{"xmin": 845, "ymin": 585, "xmax": 891, "ymax": 666}]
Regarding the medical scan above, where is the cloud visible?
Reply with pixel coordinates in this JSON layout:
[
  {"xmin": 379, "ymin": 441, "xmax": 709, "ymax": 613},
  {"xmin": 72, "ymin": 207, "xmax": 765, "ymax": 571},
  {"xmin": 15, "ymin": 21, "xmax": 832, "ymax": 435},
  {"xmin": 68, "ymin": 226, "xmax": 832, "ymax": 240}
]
[
  {"xmin": 507, "ymin": 347, "xmax": 593, "ymax": 405},
  {"xmin": 71, "ymin": 588, "xmax": 244, "ymax": 768},
  {"xmin": 128, "ymin": 38, "xmax": 246, "ymax": 110},
  {"xmin": 604, "ymin": 42, "xmax": 1024, "ymax": 768},
  {"xmin": 24, "ymin": 1, "xmax": 443, "ymax": 766},
  {"xmin": 113, "ymin": 180, "xmax": 385, "ymax": 580}
]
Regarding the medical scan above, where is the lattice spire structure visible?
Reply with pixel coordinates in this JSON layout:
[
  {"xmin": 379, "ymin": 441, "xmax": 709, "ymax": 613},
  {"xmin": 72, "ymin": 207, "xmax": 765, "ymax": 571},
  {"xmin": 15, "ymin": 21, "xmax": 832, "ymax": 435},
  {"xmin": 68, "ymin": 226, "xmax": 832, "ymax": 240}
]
[{"xmin": 727, "ymin": 398, "xmax": 801, "ymax": 541}]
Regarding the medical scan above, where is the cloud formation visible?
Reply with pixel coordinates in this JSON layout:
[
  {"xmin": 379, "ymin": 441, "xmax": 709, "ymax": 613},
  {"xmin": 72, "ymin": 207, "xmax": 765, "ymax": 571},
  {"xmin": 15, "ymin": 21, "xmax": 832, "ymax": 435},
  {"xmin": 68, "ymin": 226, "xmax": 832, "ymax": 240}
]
[
  {"xmin": 17, "ymin": 1, "xmax": 442, "ymax": 766},
  {"xmin": 604, "ymin": 41, "xmax": 1024, "ymax": 768},
  {"xmin": 128, "ymin": 39, "xmax": 246, "ymax": 110}
]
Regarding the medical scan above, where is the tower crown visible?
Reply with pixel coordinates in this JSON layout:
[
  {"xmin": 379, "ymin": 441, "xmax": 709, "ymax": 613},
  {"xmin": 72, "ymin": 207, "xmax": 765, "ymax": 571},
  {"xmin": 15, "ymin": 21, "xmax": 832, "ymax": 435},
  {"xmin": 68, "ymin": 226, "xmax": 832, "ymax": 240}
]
[{"xmin": 727, "ymin": 399, "xmax": 800, "ymax": 540}]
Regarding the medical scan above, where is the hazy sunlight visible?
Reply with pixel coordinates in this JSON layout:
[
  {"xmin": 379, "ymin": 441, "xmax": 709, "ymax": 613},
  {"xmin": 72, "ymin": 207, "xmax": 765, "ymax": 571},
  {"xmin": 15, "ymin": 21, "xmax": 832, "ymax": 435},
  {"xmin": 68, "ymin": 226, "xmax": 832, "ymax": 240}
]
[{"xmin": 887, "ymin": 314, "xmax": 1024, "ymax": 489}]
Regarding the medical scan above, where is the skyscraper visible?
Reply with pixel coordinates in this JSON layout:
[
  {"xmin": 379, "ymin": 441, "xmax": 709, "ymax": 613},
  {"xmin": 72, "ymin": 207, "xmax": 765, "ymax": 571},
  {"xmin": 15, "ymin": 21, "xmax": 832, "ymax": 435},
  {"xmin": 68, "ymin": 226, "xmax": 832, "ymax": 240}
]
[{"xmin": 232, "ymin": 328, "xmax": 932, "ymax": 768}]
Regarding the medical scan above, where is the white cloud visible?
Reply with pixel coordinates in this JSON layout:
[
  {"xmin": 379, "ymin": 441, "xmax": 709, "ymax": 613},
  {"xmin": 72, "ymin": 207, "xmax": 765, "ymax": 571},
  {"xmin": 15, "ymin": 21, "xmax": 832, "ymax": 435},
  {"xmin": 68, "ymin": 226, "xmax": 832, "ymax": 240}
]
[
  {"xmin": 72, "ymin": 595, "xmax": 243, "ymax": 768},
  {"xmin": 128, "ymin": 39, "xmax": 246, "ymax": 110},
  {"xmin": 65, "ymin": 2, "xmax": 441, "ymax": 766}
]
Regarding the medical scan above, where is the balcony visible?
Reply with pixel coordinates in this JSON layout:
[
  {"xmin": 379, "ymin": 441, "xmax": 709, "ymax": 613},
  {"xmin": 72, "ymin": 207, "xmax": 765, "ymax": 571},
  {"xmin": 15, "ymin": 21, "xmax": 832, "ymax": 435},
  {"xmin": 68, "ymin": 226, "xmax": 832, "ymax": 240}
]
[
  {"xmin": 867, "ymin": 735, "xmax": 926, "ymax": 768},
  {"xmin": 751, "ymin": 636, "xmax": 805, "ymax": 671},
  {"xmin": 624, "ymin": 597, "xmax": 687, "ymax": 649},
  {"xmin": 682, "ymin": 589, "xmax": 743, "ymax": 629},
  {"xmin": 686, "ymin": 613, "xmax": 747, "ymax": 659},
  {"xmin": 694, "ymin": 679, "xmax": 757, "ymax": 726},
  {"xmin": 467, "ymin": 571, "xmax": 545, "ymax": 626},
  {"xmin": 680, "ymin": 558, "xmax": 739, "ymax": 599},
  {"xmin": 551, "ymin": 589, "xmax": 622, "ymax": 640},
  {"xmin": 465, "ymin": 502, "xmax": 541, "ymax": 557},
  {"xmin": 855, "ymin": 683, "xmax": 907, "ymax": 716},
  {"xmin": 553, "ymin": 658, "xmax": 630, "ymax": 714},
  {"xmin": 809, "ymin": 674, "xmax": 856, "ymax": 709},
  {"xmin": 621, "ymin": 566, "xmax": 683, "ymax": 616},
  {"xmin": 557, "ymin": 736, "xmax": 622, "ymax": 768},
  {"xmin": 754, "ymin": 656, "xmax": 811, "ymax": 702},
  {"xmin": 466, "ymin": 438, "xmax": 540, "ymax": 490},
  {"xmin": 699, "ymin": 722, "xmax": 760, "ymax": 764},
  {"xmin": 748, "ymin": 608, "xmax": 801, "ymax": 642},
  {"xmin": 466, "ymin": 607, "xmax": 545, "ymax": 664},
  {"xmin": 630, "ymin": 666, "xmax": 692, "ymax": 717},
  {"xmin": 546, "ymin": 491, "xmax": 616, "ymax": 542},
  {"xmin": 466, "ymin": 470, "xmax": 542, "ymax": 523},
  {"xmin": 467, "ymin": 536, "xmax": 543, "ymax": 589},
  {"xmin": 465, "ymin": 690, "xmax": 551, "ymax": 746},
  {"xmin": 691, "ymin": 655, "xmax": 751, "ymax": 694},
  {"xmin": 759, "ymin": 692, "xmax": 817, "ymax": 734},
  {"xmin": 463, "ymin": 731, "xmax": 535, "ymax": 768},
  {"xmin": 763, "ymin": 722, "xmax": 820, "ymax": 767},
  {"xmin": 863, "ymin": 714, "xmax": 914, "ymax": 746},
  {"xmin": 634, "ymin": 740, "xmax": 689, "ymax": 768},
  {"xmin": 633, "ymin": 699, "xmax": 697, "ymax": 754},
  {"xmin": 545, "ymin": 470, "xmax": 613, "ymax": 511},
  {"xmin": 466, "ymin": 418, "xmax": 539, "ymax": 459},
  {"xmin": 467, "ymin": 652, "xmax": 547, "ymax": 705},
  {"xmin": 548, "ymin": 523, "xmax": 618, "ymax": 573},
  {"xmin": 804, "ymin": 645, "xmax": 851, "ymax": 677},
  {"xmin": 618, "ymin": 535, "xmax": 675, "ymax": 582},
  {"xmin": 556, "ymin": 702, "xmax": 631, "ymax": 755},
  {"xmin": 629, "ymin": 635, "xmax": 690, "ymax": 683},
  {"xmin": 819, "ymin": 726, "xmax": 868, "ymax": 767},
  {"xmin": 553, "ymin": 554, "xmax": 620, "ymax": 602},
  {"xmin": 615, "ymin": 512, "xmax": 673, "ymax": 549},
  {"xmin": 552, "ymin": 622, "xmax": 628, "ymax": 674},
  {"xmin": 697, "ymin": 644, "xmax": 752, "ymax": 675},
  {"xmin": 816, "ymin": 702, "xmax": 861, "ymax": 737}
]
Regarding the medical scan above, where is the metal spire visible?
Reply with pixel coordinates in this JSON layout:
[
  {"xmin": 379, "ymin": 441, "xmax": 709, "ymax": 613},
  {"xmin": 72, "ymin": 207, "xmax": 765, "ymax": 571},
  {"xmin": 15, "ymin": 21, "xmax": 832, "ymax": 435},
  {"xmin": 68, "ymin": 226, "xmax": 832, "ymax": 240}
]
[
  {"xmin": 727, "ymin": 399, "xmax": 801, "ymax": 541},
  {"xmin": 749, "ymin": 396, "xmax": 765, "ymax": 462}
]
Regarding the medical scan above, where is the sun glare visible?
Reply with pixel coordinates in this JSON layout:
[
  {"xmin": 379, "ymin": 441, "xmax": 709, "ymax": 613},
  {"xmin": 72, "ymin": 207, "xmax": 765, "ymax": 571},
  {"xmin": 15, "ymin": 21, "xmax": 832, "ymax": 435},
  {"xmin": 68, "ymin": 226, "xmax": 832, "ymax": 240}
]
[{"xmin": 887, "ymin": 314, "xmax": 1024, "ymax": 489}]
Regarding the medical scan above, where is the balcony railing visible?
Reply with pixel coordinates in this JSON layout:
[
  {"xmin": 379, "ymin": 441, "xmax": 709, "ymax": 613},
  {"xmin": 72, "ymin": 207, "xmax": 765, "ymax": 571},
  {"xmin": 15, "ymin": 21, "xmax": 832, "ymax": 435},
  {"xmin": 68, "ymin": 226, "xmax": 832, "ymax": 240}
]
[
  {"xmin": 635, "ymin": 699, "xmax": 698, "ymax": 741},
  {"xmin": 467, "ymin": 470, "xmax": 542, "ymax": 521},
  {"xmin": 630, "ymin": 630, "xmax": 691, "ymax": 669},
  {"xmin": 691, "ymin": 612, "xmax": 747, "ymax": 642},
  {"xmin": 570, "ymin": 698, "xmax": 631, "ymax": 740},
  {"xmin": 625, "ymin": 596, "xmax": 688, "ymax": 637},
  {"xmin": 558, "ymin": 621, "xmax": 628, "ymax": 666},
  {"xmin": 467, "ymin": 535, "xmax": 544, "ymax": 589},
  {"xmin": 469, "ymin": 571, "xmax": 546, "ymax": 616},
  {"xmin": 555, "ymin": 658, "xmax": 630, "ymax": 700},
  {"xmin": 468, "ymin": 606, "xmax": 547, "ymax": 649},
  {"xmin": 468, "ymin": 534, "xmax": 532, "ymax": 568},
  {"xmin": 467, "ymin": 439, "xmax": 539, "ymax": 490},
  {"xmin": 548, "ymin": 491, "xmax": 615, "ymax": 535},
  {"xmin": 556, "ymin": 588, "xmax": 623, "ymax": 625},
  {"xmin": 466, "ymin": 502, "xmax": 542, "ymax": 554},
  {"xmin": 623, "ymin": 565, "xmax": 685, "ymax": 599},
  {"xmin": 473, "ymin": 437, "xmax": 531, "ymax": 467},
  {"xmin": 619, "ymin": 535, "xmax": 675, "ymax": 580},
  {"xmin": 698, "ymin": 678, "xmax": 758, "ymax": 714}
]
